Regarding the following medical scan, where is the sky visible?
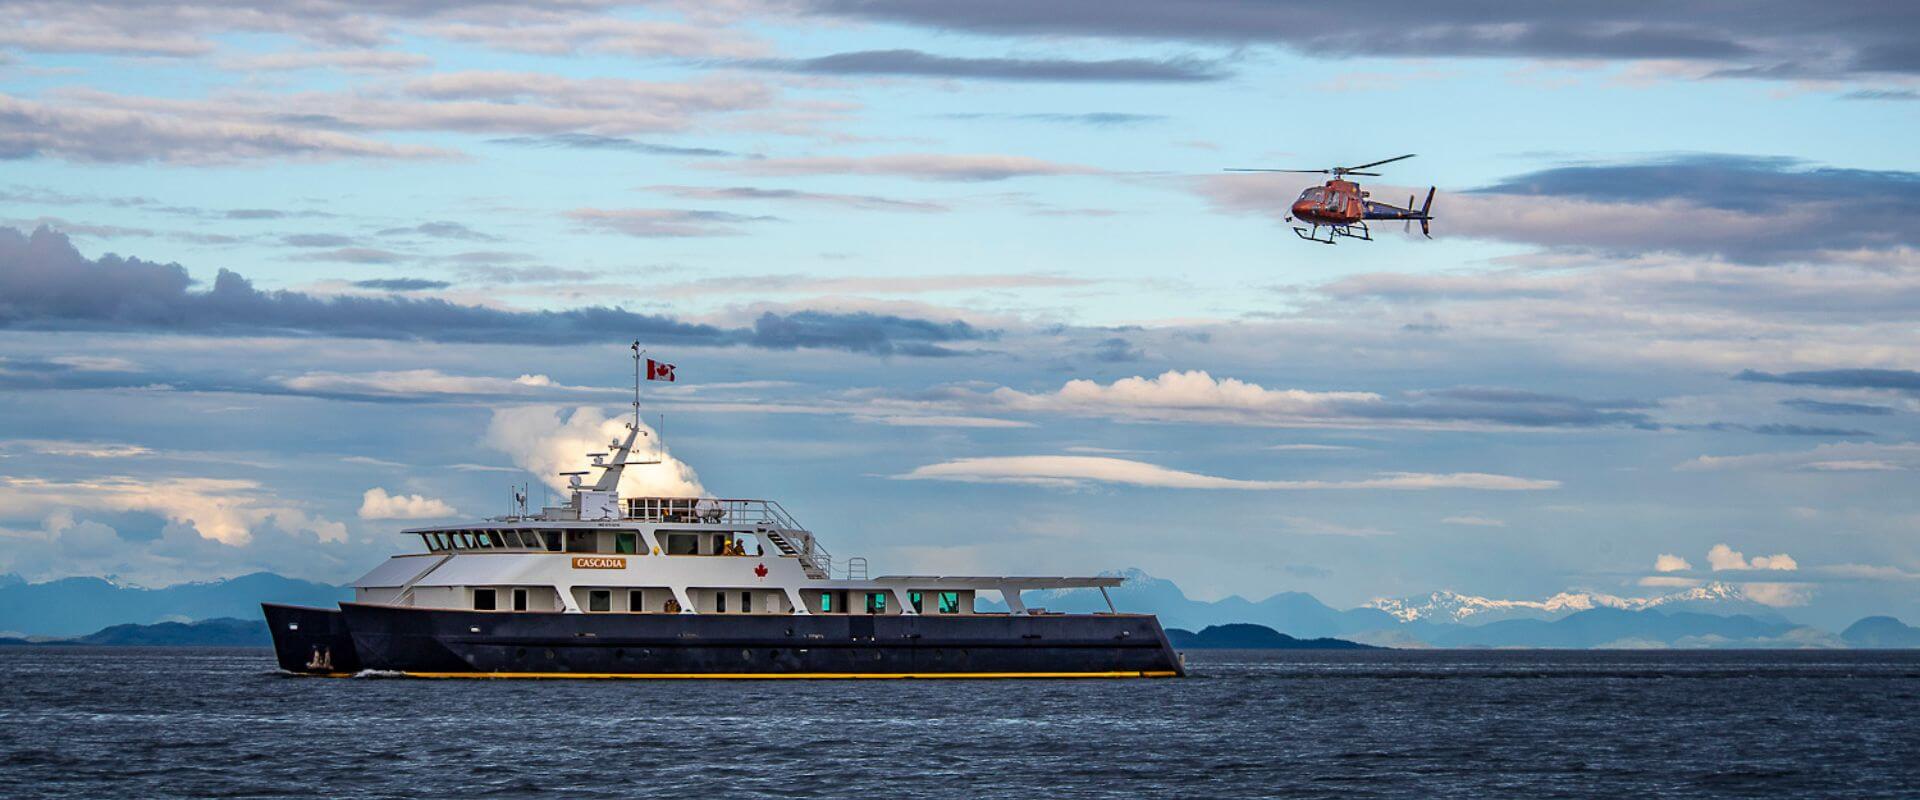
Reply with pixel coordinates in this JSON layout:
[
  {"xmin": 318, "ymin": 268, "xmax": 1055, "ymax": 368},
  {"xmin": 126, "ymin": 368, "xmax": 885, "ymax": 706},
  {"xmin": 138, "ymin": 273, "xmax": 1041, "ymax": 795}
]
[{"xmin": 1, "ymin": 1, "xmax": 1917, "ymax": 629}]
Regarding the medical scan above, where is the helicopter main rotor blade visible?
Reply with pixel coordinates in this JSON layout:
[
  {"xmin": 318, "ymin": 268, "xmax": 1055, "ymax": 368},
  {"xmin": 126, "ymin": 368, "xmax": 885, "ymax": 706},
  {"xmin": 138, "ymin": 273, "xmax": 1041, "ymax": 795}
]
[
  {"xmin": 1343, "ymin": 171, "xmax": 1380, "ymax": 176},
  {"xmin": 1223, "ymin": 168, "xmax": 1331, "ymax": 173},
  {"xmin": 1344, "ymin": 153, "xmax": 1416, "ymax": 172}
]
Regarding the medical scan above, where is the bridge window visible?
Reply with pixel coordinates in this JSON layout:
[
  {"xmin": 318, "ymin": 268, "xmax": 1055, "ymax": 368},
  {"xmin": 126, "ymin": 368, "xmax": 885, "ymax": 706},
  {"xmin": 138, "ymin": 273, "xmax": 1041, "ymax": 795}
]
[
  {"xmin": 938, "ymin": 592, "xmax": 960, "ymax": 614},
  {"xmin": 664, "ymin": 533, "xmax": 698, "ymax": 555},
  {"xmin": 486, "ymin": 531, "xmax": 505, "ymax": 548},
  {"xmin": 565, "ymin": 531, "xmax": 594, "ymax": 553},
  {"xmin": 541, "ymin": 531, "xmax": 561, "ymax": 552},
  {"xmin": 866, "ymin": 593, "xmax": 887, "ymax": 614},
  {"xmin": 615, "ymin": 532, "xmax": 638, "ymax": 554},
  {"xmin": 588, "ymin": 590, "xmax": 611, "ymax": 612},
  {"xmin": 474, "ymin": 588, "xmax": 496, "ymax": 611}
]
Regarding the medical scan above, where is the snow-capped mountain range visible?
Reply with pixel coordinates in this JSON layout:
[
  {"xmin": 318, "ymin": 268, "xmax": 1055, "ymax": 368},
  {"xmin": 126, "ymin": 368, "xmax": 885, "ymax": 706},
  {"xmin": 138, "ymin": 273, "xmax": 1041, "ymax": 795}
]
[{"xmin": 1363, "ymin": 582, "xmax": 1757, "ymax": 624}]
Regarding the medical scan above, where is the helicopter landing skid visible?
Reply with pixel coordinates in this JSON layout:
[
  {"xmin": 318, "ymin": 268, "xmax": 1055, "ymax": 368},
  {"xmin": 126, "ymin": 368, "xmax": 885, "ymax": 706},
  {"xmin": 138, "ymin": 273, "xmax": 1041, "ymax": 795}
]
[{"xmin": 1291, "ymin": 220, "xmax": 1371, "ymax": 245}]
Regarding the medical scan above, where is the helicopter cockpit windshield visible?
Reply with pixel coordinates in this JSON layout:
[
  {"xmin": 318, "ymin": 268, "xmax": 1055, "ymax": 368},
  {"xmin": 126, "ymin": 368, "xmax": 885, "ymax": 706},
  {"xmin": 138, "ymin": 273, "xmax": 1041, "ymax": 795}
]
[{"xmin": 1299, "ymin": 186, "xmax": 1343, "ymax": 212}]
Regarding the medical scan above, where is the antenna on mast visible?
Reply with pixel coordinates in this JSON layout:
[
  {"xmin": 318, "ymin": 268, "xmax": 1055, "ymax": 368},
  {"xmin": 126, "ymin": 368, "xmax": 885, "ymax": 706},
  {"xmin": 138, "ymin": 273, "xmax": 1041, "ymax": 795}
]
[{"xmin": 629, "ymin": 340, "xmax": 643, "ymax": 431}]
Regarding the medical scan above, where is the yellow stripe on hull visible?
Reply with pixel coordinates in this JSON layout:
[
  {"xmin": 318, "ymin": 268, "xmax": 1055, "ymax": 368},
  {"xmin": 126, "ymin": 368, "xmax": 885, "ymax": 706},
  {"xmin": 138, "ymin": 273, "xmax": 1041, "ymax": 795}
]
[{"xmin": 398, "ymin": 670, "xmax": 1181, "ymax": 680}]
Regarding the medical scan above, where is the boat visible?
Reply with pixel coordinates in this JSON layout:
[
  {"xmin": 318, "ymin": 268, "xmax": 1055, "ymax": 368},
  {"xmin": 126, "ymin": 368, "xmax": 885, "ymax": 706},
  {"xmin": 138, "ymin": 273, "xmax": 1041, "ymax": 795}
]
[{"xmin": 263, "ymin": 350, "xmax": 1185, "ymax": 679}]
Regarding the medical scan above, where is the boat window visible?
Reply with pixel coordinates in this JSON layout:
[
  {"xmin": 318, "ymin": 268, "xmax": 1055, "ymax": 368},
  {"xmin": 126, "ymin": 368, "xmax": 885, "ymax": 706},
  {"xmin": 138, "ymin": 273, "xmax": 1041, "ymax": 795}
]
[
  {"xmin": 564, "ymin": 531, "xmax": 594, "ymax": 553},
  {"xmin": 938, "ymin": 592, "xmax": 960, "ymax": 614},
  {"xmin": 716, "ymin": 592, "xmax": 728, "ymax": 613},
  {"xmin": 740, "ymin": 591, "xmax": 751, "ymax": 614},
  {"xmin": 588, "ymin": 590, "xmax": 611, "ymax": 612},
  {"xmin": 819, "ymin": 591, "xmax": 834, "ymax": 613},
  {"xmin": 474, "ymin": 588, "xmax": 496, "ymax": 611},
  {"xmin": 615, "ymin": 532, "xmax": 638, "ymax": 554},
  {"xmin": 542, "ymin": 531, "xmax": 562, "ymax": 552},
  {"xmin": 486, "ymin": 531, "xmax": 506, "ymax": 548},
  {"xmin": 910, "ymin": 591, "xmax": 923, "ymax": 613},
  {"xmin": 866, "ymin": 593, "xmax": 887, "ymax": 614},
  {"xmin": 454, "ymin": 532, "xmax": 472, "ymax": 549},
  {"xmin": 664, "ymin": 533, "xmax": 698, "ymax": 555},
  {"xmin": 513, "ymin": 588, "xmax": 529, "ymax": 612},
  {"xmin": 473, "ymin": 532, "xmax": 492, "ymax": 549},
  {"xmin": 629, "ymin": 589, "xmax": 645, "ymax": 612}
]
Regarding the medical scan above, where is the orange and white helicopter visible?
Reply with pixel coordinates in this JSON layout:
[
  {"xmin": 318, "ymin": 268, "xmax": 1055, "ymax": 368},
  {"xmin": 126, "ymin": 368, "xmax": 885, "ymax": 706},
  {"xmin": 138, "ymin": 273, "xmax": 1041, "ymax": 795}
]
[{"xmin": 1226, "ymin": 154, "xmax": 1434, "ymax": 245}]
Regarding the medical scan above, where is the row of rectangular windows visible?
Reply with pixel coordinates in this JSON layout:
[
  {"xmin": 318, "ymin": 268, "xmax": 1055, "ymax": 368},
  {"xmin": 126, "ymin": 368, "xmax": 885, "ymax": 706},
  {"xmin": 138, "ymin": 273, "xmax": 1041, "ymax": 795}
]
[
  {"xmin": 424, "ymin": 531, "xmax": 757, "ymax": 556},
  {"xmin": 472, "ymin": 589, "xmax": 962, "ymax": 614}
]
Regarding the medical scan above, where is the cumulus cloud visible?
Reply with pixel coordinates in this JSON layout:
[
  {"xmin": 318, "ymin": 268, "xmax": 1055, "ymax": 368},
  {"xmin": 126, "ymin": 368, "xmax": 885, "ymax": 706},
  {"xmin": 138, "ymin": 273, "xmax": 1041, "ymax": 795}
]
[
  {"xmin": 1654, "ymin": 553, "xmax": 1693, "ymax": 572},
  {"xmin": 0, "ymin": 226, "xmax": 988, "ymax": 356},
  {"xmin": 893, "ymin": 455, "xmax": 1558, "ymax": 491},
  {"xmin": 485, "ymin": 406, "xmax": 706, "ymax": 498},
  {"xmin": 357, "ymin": 488, "xmax": 456, "ymax": 519},
  {"xmin": 1707, "ymin": 543, "xmax": 1798, "ymax": 571},
  {"xmin": 748, "ymin": 49, "xmax": 1227, "ymax": 82},
  {"xmin": 710, "ymin": 153, "xmax": 1105, "ymax": 182}
]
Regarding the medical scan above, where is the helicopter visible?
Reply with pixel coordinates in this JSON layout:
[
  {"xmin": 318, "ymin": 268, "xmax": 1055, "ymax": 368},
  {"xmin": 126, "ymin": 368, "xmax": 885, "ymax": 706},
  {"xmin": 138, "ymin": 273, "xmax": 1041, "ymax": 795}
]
[{"xmin": 1225, "ymin": 154, "xmax": 1434, "ymax": 245}]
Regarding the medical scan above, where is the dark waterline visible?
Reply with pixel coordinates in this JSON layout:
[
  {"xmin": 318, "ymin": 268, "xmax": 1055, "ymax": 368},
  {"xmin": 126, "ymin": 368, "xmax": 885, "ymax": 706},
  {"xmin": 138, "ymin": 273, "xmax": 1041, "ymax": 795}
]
[{"xmin": 2, "ymin": 647, "xmax": 1916, "ymax": 799}]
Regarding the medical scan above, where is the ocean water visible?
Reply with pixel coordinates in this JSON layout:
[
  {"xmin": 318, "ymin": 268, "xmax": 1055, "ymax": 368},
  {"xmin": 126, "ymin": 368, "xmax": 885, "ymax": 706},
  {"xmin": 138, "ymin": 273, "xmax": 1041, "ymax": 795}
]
[{"xmin": 1, "ymin": 647, "xmax": 1915, "ymax": 799}]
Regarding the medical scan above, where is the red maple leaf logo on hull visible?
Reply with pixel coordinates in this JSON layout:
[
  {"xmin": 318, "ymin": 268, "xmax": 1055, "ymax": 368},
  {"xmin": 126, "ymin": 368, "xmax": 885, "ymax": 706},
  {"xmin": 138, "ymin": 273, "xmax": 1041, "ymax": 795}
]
[{"xmin": 753, "ymin": 563, "xmax": 768, "ymax": 579}]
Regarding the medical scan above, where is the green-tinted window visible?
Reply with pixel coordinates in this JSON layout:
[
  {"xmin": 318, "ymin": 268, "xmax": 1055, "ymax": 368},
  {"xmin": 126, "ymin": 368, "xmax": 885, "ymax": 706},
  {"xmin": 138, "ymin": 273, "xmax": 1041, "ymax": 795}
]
[
  {"xmin": 909, "ymin": 591, "xmax": 923, "ymax": 613},
  {"xmin": 820, "ymin": 592, "xmax": 834, "ymax": 613},
  {"xmin": 866, "ymin": 593, "xmax": 887, "ymax": 613},
  {"xmin": 938, "ymin": 592, "xmax": 960, "ymax": 614},
  {"xmin": 615, "ymin": 532, "xmax": 638, "ymax": 554}
]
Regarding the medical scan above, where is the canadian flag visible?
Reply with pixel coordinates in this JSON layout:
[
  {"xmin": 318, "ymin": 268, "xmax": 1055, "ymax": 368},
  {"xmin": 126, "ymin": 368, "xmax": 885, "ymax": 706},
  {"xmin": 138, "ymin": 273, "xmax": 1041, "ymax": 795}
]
[{"xmin": 646, "ymin": 358, "xmax": 676, "ymax": 382}]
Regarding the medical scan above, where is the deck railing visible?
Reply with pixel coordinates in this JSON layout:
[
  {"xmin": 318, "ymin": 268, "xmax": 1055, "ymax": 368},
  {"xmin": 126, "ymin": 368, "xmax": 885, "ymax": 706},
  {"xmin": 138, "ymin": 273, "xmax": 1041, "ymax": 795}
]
[{"xmin": 621, "ymin": 497, "xmax": 804, "ymax": 530}]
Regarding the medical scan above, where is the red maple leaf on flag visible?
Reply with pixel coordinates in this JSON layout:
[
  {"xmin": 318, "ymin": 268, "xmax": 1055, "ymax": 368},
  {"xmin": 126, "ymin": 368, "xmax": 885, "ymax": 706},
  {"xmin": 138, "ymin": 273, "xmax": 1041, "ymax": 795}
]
[{"xmin": 646, "ymin": 358, "xmax": 675, "ymax": 382}]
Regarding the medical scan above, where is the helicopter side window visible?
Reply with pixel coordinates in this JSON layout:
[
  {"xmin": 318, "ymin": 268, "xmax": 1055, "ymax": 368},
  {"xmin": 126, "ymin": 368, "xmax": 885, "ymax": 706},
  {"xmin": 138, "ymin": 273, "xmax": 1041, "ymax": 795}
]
[
  {"xmin": 1323, "ymin": 190, "xmax": 1347, "ymax": 210},
  {"xmin": 1300, "ymin": 187, "xmax": 1325, "ymax": 203}
]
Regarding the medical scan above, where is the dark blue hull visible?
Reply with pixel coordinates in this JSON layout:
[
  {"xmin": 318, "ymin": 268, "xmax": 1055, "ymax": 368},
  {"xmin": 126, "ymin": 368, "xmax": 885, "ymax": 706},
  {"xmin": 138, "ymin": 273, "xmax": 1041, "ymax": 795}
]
[{"xmin": 264, "ymin": 602, "xmax": 1185, "ymax": 678}]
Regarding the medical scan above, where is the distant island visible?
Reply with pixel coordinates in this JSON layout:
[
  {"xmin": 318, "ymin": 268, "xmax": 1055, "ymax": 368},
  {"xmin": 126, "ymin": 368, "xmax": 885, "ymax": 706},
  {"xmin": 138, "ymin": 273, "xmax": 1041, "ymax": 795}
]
[
  {"xmin": 0, "ymin": 618, "xmax": 270, "ymax": 647},
  {"xmin": 1166, "ymin": 623, "xmax": 1379, "ymax": 650}
]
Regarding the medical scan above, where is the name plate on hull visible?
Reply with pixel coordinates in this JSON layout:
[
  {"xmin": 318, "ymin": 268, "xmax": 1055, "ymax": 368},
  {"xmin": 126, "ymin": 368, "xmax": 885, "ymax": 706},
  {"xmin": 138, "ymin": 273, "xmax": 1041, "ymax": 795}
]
[{"xmin": 571, "ymin": 556, "xmax": 627, "ymax": 570}]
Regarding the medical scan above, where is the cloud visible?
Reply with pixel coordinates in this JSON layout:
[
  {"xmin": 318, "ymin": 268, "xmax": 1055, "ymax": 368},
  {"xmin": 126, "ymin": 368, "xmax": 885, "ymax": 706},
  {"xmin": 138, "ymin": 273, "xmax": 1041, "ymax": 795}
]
[
  {"xmin": 489, "ymin": 134, "xmax": 737, "ymax": 158},
  {"xmin": 352, "ymin": 278, "xmax": 452, "ymax": 291},
  {"xmin": 277, "ymin": 370, "xmax": 598, "ymax": 400},
  {"xmin": 566, "ymin": 208, "xmax": 782, "ymax": 238},
  {"xmin": 1677, "ymin": 441, "xmax": 1920, "ymax": 472},
  {"xmin": 803, "ymin": 1, "xmax": 1920, "ymax": 81},
  {"xmin": 3, "ymin": 439, "xmax": 151, "ymax": 458},
  {"xmin": 854, "ymin": 415, "xmax": 1033, "ymax": 428},
  {"xmin": 0, "ymin": 226, "xmax": 986, "ymax": 355},
  {"xmin": 1738, "ymin": 582, "xmax": 1811, "ymax": 607},
  {"xmin": 1737, "ymin": 368, "xmax": 1920, "ymax": 393},
  {"xmin": 0, "ymin": 93, "xmax": 448, "ymax": 164},
  {"xmin": 1442, "ymin": 515, "xmax": 1507, "ymax": 527},
  {"xmin": 427, "ymin": 18, "xmax": 769, "ymax": 59},
  {"xmin": 749, "ymin": 49, "xmax": 1227, "ymax": 82},
  {"xmin": 1707, "ymin": 543, "xmax": 1799, "ymax": 571},
  {"xmin": 1780, "ymin": 398, "xmax": 1897, "ymax": 416},
  {"xmin": 484, "ymin": 406, "xmax": 705, "ymax": 498},
  {"xmin": 281, "ymin": 233, "xmax": 357, "ymax": 248},
  {"xmin": 221, "ymin": 50, "xmax": 431, "ymax": 73},
  {"xmin": 1654, "ymin": 553, "xmax": 1693, "ymax": 572},
  {"xmin": 0, "ymin": 475, "xmax": 343, "ymax": 546},
  {"xmin": 357, "ymin": 488, "xmax": 455, "ymax": 520},
  {"xmin": 290, "ymin": 247, "xmax": 407, "ymax": 264},
  {"xmin": 710, "ymin": 153, "xmax": 1105, "ymax": 182},
  {"xmin": 375, "ymin": 221, "xmax": 496, "ymax": 241},
  {"xmin": 971, "ymin": 370, "xmax": 1653, "ymax": 429},
  {"xmin": 643, "ymin": 185, "xmax": 949, "ymax": 213},
  {"xmin": 893, "ymin": 455, "xmax": 1558, "ymax": 491},
  {"xmin": 1089, "ymin": 337, "xmax": 1144, "ymax": 363}
]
